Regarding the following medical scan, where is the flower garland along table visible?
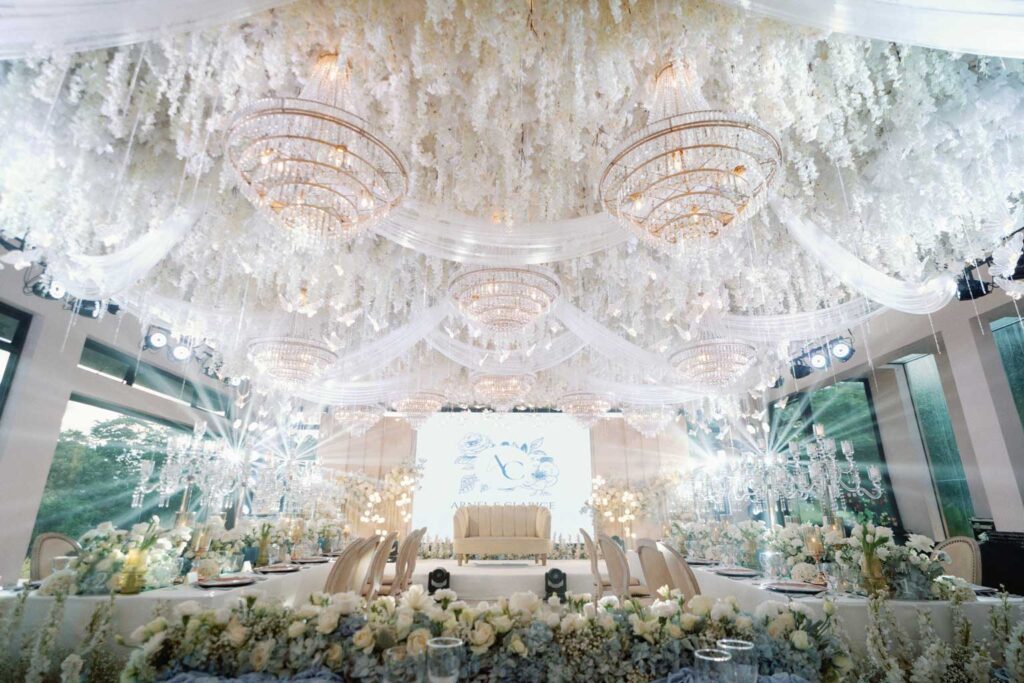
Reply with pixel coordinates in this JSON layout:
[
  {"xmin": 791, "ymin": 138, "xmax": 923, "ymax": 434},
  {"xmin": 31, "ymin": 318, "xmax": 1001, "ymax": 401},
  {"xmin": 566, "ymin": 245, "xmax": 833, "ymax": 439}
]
[
  {"xmin": 690, "ymin": 567, "xmax": 1024, "ymax": 656},
  {"xmin": 0, "ymin": 560, "xmax": 334, "ymax": 653}
]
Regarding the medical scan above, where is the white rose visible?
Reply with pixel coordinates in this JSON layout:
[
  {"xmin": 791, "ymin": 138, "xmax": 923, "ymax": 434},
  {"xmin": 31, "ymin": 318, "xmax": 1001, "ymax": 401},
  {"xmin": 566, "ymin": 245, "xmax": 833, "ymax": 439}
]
[
  {"xmin": 680, "ymin": 613, "xmax": 700, "ymax": 632},
  {"xmin": 468, "ymin": 621, "xmax": 496, "ymax": 653},
  {"xmin": 650, "ymin": 600, "xmax": 678, "ymax": 619},
  {"xmin": 433, "ymin": 589, "xmax": 457, "ymax": 604},
  {"xmin": 755, "ymin": 601, "xmax": 787, "ymax": 621},
  {"xmin": 296, "ymin": 604, "xmax": 320, "ymax": 620},
  {"xmin": 287, "ymin": 620, "xmax": 306, "ymax": 639},
  {"xmin": 174, "ymin": 601, "xmax": 202, "ymax": 619},
  {"xmin": 735, "ymin": 616, "xmax": 753, "ymax": 631},
  {"xmin": 790, "ymin": 629, "xmax": 811, "ymax": 650},
  {"xmin": 560, "ymin": 613, "xmax": 585, "ymax": 634},
  {"xmin": 509, "ymin": 634, "xmax": 528, "ymax": 656},
  {"xmin": 326, "ymin": 642, "xmax": 343, "ymax": 666},
  {"xmin": 597, "ymin": 613, "xmax": 616, "ymax": 630},
  {"xmin": 666, "ymin": 623, "xmax": 683, "ymax": 639},
  {"xmin": 406, "ymin": 628, "xmax": 431, "ymax": 656},
  {"xmin": 686, "ymin": 595, "xmax": 714, "ymax": 617},
  {"xmin": 491, "ymin": 614, "xmax": 513, "ymax": 633},
  {"xmin": 598, "ymin": 595, "xmax": 620, "ymax": 611},
  {"xmin": 400, "ymin": 584, "xmax": 430, "ymax": 611},
  {"xmin": 317, "ymin": 607, "xmax": 341, "ymax": 635},
  {"xmin": 249, "ymin": 639, "xmax": 274, "ymax": 671},
  {"xmin": 213, "ymin": 608, "xmax": 231, "ymax": 625},
  {"xmin": 225, "ymin": 619, "xmax": 248, "ymax": 647},
  {"xmin": 711, "ymin": 601, "xmax": 735, "ymax": 622},
  {"xmin": 395, "ymin": 607, "xmax": 414, "ymax": 634},
  {"xmin": 352, "ymin": 625, "xmax": 375, "ymax": 652},
  {"xmin": 331, "ymin": 592, "xmax": 362, "ymax": 615},
  {"xmin": 547, "ymin": 595, "xmax": 562, "ymax": 608},
  {"xmin": 509, "ymin": 591, "xmax": 541, "ymax": 614}
]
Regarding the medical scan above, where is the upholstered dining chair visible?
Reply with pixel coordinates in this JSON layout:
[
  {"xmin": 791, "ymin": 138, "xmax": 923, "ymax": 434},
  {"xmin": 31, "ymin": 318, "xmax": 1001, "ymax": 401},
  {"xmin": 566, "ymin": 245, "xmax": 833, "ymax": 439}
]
[
  {"xmin": 659, "ymin": 541, "xmax": 701, "ymax": 600},
  {"xmin": 362, "ymin": 531, "xmax": 398, "ymax": 600},
  {"xmin": 935, "ymin": 536, "xmax": 982, "ymax": 584},
  {"xmin": 30, "ymin": 532, "xmax": 80, "ymax": 581},
  {"xmin": 597, "ymin": 533, "xmax": 651, "ymax": 601},
  {"xmin": 324, "ymin": 536, "xmax": 375, "ymax": 594},
  {"xmin": 637, "ymin": 538, "xmax": 674, "ymax": 596}
]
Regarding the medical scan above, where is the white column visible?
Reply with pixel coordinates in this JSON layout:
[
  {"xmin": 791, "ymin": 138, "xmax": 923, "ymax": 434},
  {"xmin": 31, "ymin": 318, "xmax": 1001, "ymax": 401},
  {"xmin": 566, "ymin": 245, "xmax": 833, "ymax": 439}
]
[{"xmin": 0, "ymin": 307, "xmax": 84, "ymax": 584}]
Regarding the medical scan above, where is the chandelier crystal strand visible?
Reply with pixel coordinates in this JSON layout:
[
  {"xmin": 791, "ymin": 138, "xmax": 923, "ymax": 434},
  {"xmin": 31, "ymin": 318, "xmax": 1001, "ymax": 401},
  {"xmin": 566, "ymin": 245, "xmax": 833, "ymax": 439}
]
[
  {"xmin": 622, "ymin": 403, "xmax": 678, "ymax": 438},
  {"xmin": 600, "ymin": 62, "xmax": 782, "ymax": 254},
  {"xmin": 449, "ymin": 266, "xmax": 561, "ymax": 347},
  {"xmin": 247, "ymin": 336, "xmax": 338, "ymax": 387},
  {"xmin": 333, "ymin": 404, "xmax": 383, "ymax": 437},
  {"xmin": 670, "ymin": 333, "xmax": 759, "ymax": 393},
  {"xmin": 472, "ymin": 372, "xmax": 535, "ymax": 411},
  {"xmin": 556, "ymin": 391, "xmax": 614, "ymax": 428},
  {"xmin": 225, "ymin": 54, "xmax": 407, "ymax": 246},
  {"xmin": 393, "ymin": 391, "xmax": 447, "ymax": 429}
]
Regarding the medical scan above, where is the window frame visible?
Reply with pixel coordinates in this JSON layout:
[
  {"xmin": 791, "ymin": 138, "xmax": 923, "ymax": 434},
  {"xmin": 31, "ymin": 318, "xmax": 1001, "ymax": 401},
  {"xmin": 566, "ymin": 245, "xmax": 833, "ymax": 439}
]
[{"xmin": 0, "ymin": 300, "xmax": 31, "ymax": 422}]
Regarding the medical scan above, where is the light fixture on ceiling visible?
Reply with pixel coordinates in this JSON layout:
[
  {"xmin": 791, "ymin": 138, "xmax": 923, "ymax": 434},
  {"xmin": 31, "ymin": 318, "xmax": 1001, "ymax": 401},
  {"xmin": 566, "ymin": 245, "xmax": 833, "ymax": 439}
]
[
  {"xmin": 670, "ymin": 334, "xmax": 759, "ymax": 392},
  {"xmin": 333, "ymin": 404, "xmax": 383, "ymax": 437},
  {"xmin": 247, "ymin": 336, "xmax": 338, "ymax": 386},
  {"xmin": 449, "ymin": 266, "xmax": 561, "ymax": 345},
  {"xmin": 225, "ymin": 54, "xmax": 407, "ymax": 246},
  {"xmin": 622, "ymin": 403, "xmax": 677, "ymax": 438},
  {"xmin": 144, "ymin": 326, "xmax": 170, "ymax": 350},
  {"xmin": 829, "ymin": 338, "xmax": 855, "ymax": 361},
  {"xmin": 807, "ymin": 348, "xmax": 830, "ymax": 370},
  {"xmin": 556, "ymin": 391, "xmax": 614, "ymax": 429},
  {"xmin": 472, "ymin": 372, "xmax": 535, "ymax": 412},
  {"xmin": 600, "ymin": 61, "xmax": 782, "ymax": 254},
  {"xmin": 169, "ymin": 339, "xmax": 193, "ymax": 362},
  {"xmin": 393, "ymin": 391, "xmax": 447, "ymax": 430}
]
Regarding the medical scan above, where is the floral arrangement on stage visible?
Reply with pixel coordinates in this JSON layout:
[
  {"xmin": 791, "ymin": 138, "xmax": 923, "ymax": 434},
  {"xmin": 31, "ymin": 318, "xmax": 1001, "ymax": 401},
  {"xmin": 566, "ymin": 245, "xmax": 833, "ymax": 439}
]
[
  {"xmin": 118, "ymin": 585, "xmax": 852, "ymax": 683},
  {"xmin": 582, "ymin": 476, "xmax": 645, "ymax": 539}
]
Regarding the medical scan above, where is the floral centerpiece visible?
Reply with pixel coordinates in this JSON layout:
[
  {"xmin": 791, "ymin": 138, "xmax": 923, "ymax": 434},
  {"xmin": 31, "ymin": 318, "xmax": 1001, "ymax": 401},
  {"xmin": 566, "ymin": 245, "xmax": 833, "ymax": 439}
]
[
  {"xmin": 671, "ymin": 521, "xmax": 714, "ymax": 560},
  {"xmin": 847, "ymin": 523, "xmax": 894, "ymax": 595},
  {"xmin": 736, "ymin": 520, "xmax": 768, "ymax": 569},
  {"xmin": 767, "ymin": 524, "xmax": 819, "ymax": 573},
  {"xmin": 69, "ymin": 522, "xmax": 128, "ymax": 595},
  {"xmin": 120, "ymin": 585, "xmax": 851, "ymax": 683},
  {"xmin": 883, "ymin": 534, "xmax": 950, "ymax": 601}
]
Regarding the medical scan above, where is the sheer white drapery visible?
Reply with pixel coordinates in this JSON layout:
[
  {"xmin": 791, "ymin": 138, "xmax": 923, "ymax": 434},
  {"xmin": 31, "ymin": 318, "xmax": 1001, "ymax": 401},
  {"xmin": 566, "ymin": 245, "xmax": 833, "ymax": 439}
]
[
  {"xmin": 711, "ymin": 298, "xmax": 886, "ymax": 344},
  {"xmin": 772, "ymin": 198, "xmax": 957, "ymax": 314},
  {"xmin": 374, "ymin": 200, "xmax": 630, "ymax": 266},
  {"xmin": 44, "ymin": 208, "xmax": 201, "ymax": 301},
  {"xmin": 425, "ymin": 327, "xmax": 586, "ymax": 375},
  {"xmin": 0, "ymin": 1, "xmax": 294, "ymax": 59},
  {"xmin": 708, "ymin": 0, "xmax": 1024, "ymax": 59},
  {"xmin": 552, "ymin": 299, "xmax": 673, "ymax": 376}
]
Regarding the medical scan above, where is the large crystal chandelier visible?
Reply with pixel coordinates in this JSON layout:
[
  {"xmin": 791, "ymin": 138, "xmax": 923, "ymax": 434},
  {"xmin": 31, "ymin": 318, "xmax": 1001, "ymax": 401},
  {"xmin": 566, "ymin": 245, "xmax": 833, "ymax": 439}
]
[
  {"xmin": 449, "ymin": 266, "xmax": 561, "ymax": 345},
  {"xmin": 670, "ymin": 334, "xmax": 758, "ymax": 392},
  {"xmin": 393, "ymin": 391, "xmax": 447, "ymax": 430},
  {"xmin": 472, "ymin": 372, "xmax": 535, "ymax": 411},
  {"xmin": 557, "ymin": 391, "xmax": 613, "ymax": 428},
  {"xmin": 333, "ymin": 404, "xmax": 383, "ymax": 437},
  {"xmin": 599, "ymin": 62, "xmax": 782, "ymax": 253},
  {"xmin": 225, "ymin": 54, "xmax": 407, "ymax": 245},
  {"xmin": 622, "ymin": 403, "xmax": 677, "ymax": 438},
  {"xmin": 247, "ymin": 336, "xmax": 337, "ymax": 386}
]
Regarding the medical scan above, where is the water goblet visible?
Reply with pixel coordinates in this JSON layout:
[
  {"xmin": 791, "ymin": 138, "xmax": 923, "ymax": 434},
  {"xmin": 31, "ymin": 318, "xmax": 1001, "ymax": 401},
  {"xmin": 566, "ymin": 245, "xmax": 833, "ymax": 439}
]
[
  {"xmin": 717, "ymin": 639, "xmax": 757, "ymax": 682},
  {"xmin": 384, "ymin": 644, "xmax": 424, "ymax": 683},
  {"xmin": 694, "ymin": 648, "xmax": 732, "ymax": 682},
  {"xmin": 426, "ymin": 637, "xmax": 462, "ymax": 683}
]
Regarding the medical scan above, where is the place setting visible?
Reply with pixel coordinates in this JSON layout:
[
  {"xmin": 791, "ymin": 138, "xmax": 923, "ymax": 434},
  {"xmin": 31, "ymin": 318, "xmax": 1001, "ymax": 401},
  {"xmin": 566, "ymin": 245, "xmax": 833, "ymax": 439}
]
[{"xmin": 2, "ymin": 2, "xmax": 1024, "ymax": 682}]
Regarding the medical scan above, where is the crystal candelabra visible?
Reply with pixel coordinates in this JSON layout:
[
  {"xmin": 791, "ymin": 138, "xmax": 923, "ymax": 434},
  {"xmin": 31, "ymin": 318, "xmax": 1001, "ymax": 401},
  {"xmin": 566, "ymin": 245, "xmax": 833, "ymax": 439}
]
[{"xmin": 785, "ymin": 423, "xmax": 884, "ymax": 526}]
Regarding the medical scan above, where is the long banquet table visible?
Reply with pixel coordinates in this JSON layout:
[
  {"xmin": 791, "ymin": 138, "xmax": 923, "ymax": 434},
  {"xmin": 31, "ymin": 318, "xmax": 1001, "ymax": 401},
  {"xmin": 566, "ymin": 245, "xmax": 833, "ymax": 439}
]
[
  {"xmin": 0, "ymin": 560, "xmax": 334, "ymax": 652},
  {"xmin": 691, "ymin": 566, "xmax": 1024, "ymax": 655}
]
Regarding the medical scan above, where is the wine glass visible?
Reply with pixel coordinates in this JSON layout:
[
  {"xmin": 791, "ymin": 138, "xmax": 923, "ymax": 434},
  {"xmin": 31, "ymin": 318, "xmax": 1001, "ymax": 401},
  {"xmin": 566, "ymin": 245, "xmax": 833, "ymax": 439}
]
[
  {"xmin": 717, "ymin": 639, "xmax": 757, "ymax": 682},
  {"xmin": 426, "ymin": 637, "xmax": 462, "ymax": 683},
  {"xmin": 694, "ymin": 648, "xmax": 732, "ymax": 682}
]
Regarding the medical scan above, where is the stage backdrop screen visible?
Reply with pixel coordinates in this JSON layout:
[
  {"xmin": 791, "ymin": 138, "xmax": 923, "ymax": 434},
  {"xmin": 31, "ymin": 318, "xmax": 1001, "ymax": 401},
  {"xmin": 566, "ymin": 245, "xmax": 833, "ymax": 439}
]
[{"xmin": 412, "ymin": 413, "xmax": 592, "ymax": 538}]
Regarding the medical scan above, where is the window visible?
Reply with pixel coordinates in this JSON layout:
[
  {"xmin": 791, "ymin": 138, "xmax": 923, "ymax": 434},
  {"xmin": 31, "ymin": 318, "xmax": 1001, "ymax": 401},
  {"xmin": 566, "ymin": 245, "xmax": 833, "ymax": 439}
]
[
  {"xmin": 0, "ymin": 301, "xmax": 30, "ymax": 421},
  {"xmin": 29, "ymin": 397, "xmax": 189, "ymax": 550},
  {"xmin": 78, "ymin": 339, "xmax": 229, "ymax": 416},
  {"xmin": 991, "ymin": 316, "xmax": 1024, "ymax": 431},
  {"xmin": 770, "ymin": 379, "xmax": 903, "ymax": 530},
  {"xmin": 895, "ymin": 353, "xmax": 975, "ymax": 537}
]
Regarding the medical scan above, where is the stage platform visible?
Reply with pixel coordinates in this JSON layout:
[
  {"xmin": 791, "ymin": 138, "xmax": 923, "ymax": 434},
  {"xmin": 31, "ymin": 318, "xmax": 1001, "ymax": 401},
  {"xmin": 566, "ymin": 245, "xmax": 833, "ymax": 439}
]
[{"xmin": 408, "ymin": 556, "xmax": 644, "ymax": 601}]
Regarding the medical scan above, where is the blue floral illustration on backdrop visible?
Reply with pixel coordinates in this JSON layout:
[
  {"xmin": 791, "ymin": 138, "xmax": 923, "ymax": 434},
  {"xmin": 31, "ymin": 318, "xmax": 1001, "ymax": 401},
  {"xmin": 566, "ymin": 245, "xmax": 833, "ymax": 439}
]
[{"xmin": 456, "ymin": 432, "xmax": 559, "ymax": 496}]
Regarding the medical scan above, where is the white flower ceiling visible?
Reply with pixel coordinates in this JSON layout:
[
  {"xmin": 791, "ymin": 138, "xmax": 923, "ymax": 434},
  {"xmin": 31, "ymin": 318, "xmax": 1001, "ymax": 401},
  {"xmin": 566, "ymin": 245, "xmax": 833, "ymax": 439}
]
[{"xmin": 0, "ymin": 0, "xmax": 1022, "ymax": 413}]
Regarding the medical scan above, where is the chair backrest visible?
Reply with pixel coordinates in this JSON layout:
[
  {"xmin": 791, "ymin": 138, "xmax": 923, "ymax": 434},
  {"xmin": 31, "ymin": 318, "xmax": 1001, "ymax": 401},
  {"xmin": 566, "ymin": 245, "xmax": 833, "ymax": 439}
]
[
  {"xmin": 637, "ymin": 539, "xmax": 673, "ymax": 596},
  {"xmin": 659, "ymin": 541, "xmax": 701, "ymax": 600},
  {"xmin": 363, "ymin": 531, "xmax": 398, "ymax": 599},
  {"xmin": 30, "ymin": 532, "xmax": 79, "ymax": 581},
  {"xmin": 580, "ymin": 527, "xmax": 604, "ymax": 598},
  {"xmin": 598, "ymin": 532, "xmax": 630, "ymax": 599},
  {"xmin": 397, "ymin": 527, "xmax": 427, "ymax": 594},
  {"xmin": 324, "ymin": 536, "xmax": 373, "ymax": 594},
  {"xmin": 935, "ymin": 536, "xmax": 982, "ymax": 584}
]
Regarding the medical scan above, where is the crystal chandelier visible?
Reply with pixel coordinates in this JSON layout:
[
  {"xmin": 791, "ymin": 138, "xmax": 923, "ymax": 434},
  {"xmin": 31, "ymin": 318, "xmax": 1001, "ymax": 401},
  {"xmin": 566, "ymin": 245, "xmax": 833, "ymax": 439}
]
[
  {"xmin": 449, "ymin": 266, "xmax": 561, "ymax": 344},
  {"xmin": 557, "ymin": 391, "xmax": 613, "ymax": 428},
  {"xmin": 670, "ymin": 334, "xmax": 758, "ymax": 392},
  {"xmin": 622, "ymin": 403, "xmax": 677, "ymax": 438},
  {"xmin": 472, "ymin": 372, "xmax": 535, "ymax": 411},
  {"xmin": 247, "ymin": 336, "xmax": 337, "ymax": 386},
  {"xmin": 225, "ymin": 54, "xmax": 407, "ymax": 245},
  {"xmin": 333, "ymin": 404, "xmax": 383, "ymax": 437},
  {"xmin": 393, "ymin": 391, "xmax": 447, "ymax": 429},
  {"xmin": 599, "ymin": 62, "xmax": 782, "ymax": 253}
]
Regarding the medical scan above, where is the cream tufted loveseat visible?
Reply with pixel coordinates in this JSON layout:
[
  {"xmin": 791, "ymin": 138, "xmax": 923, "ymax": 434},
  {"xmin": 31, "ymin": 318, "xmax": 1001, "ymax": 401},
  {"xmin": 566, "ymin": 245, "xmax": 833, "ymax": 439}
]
[{"xmin": 453, "ymin": 504, "xmax": 552, "ymax": 566}]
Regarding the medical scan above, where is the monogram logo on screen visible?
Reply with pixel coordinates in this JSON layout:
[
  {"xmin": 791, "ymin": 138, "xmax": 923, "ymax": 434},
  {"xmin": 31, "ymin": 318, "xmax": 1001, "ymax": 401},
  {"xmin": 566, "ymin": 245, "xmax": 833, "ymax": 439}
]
[{"xmin": 455, "ymin": 432, "xmax": 559, "ymax": 496}]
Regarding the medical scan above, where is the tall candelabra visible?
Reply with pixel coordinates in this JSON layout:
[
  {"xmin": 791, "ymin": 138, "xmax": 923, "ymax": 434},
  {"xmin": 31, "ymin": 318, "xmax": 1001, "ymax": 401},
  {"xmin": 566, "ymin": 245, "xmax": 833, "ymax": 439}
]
[{"xmin": 784, "ymin": 423, "xmax": 883, "ymax": 526}]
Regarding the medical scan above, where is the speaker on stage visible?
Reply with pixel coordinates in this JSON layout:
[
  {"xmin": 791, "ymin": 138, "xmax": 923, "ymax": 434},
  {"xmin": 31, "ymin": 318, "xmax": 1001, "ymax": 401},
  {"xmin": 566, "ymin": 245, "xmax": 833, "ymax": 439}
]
[
  {"xmin": 428, "ymin": 567, "xmax": 450, "ymax": 594},
  {"xmin": 545, "ymin": 568, "xmax": 567, "ymax": 601}
]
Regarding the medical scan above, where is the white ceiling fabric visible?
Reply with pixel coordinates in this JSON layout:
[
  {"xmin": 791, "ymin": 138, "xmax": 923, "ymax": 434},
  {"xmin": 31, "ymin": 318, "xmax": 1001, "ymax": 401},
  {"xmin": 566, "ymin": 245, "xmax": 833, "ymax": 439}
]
[{"xmin": 708, "ymin": 0, "xmax": 1024, "ymax": 59}]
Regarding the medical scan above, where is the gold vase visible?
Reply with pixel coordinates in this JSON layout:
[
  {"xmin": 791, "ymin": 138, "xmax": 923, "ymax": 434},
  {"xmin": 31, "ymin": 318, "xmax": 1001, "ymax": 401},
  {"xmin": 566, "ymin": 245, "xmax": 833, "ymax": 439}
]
[
  {"xmin": 257, "ymin": 537, "xmax": 270, "ymax": 567},
  {"xmin": 119, "ymin": 548, "xmax": 148, "ymax": 595},
  {"xmin": 860, "ymin": 553, "xmax": 887, "ymax": 595}
]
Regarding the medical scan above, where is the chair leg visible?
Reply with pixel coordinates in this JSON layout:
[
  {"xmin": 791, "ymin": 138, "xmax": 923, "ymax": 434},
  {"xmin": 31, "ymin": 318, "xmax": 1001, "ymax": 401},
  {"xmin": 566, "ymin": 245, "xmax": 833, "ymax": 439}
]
[
  {"xmin": 541, "ymin": 554, "xmax": 547, "ymax": 566},
  {"xmin": 457, "ymin": 555, "xmax": 462, "ymax": 566}
]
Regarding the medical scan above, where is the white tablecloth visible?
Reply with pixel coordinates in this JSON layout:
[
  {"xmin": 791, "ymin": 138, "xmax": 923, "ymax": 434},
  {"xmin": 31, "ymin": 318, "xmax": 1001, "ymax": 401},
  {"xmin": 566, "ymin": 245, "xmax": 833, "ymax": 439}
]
[
  {"xmin": 0, "ymin": 561, "xmax": 334, "ymax": 653},
  {"xmin": 691, "ymin": 567, "xmax": 1024, "ymax": 655}
]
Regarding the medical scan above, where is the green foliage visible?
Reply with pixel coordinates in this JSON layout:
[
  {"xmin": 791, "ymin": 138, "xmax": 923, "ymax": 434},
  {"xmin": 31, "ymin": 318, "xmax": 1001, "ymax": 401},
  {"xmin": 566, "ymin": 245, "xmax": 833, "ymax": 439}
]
[{"xmin": 29, "ymin": 413, "xmax": 183, "ymax": 554}]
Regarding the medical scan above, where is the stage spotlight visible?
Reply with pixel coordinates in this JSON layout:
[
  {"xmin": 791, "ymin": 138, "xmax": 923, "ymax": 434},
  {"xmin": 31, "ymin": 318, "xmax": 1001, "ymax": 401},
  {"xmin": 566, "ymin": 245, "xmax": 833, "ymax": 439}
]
[
  {"xmin": 144, "ymin": 326, "xmax": 169, "ymax": 350},
  {"xmin": 790, "ymin": 359, "xmax": 811, "ymax": 379},
  {"xmin": 956, "ymin": 274, "xmax": 992, "ymax": 301},
  {"xmin": 830, "ymin": 338, "xmax": 855, "ymax": 361},
  {"xmin": 27, "ymin": 275, "xmax": 66, "ymax": 300},
  {"xmin": 808, "ymin": 349, "xmax": 830, "ymax": 369},
  {"xmin": 169, "ymin": 341, "xmax": 193, "ymax": 362}
]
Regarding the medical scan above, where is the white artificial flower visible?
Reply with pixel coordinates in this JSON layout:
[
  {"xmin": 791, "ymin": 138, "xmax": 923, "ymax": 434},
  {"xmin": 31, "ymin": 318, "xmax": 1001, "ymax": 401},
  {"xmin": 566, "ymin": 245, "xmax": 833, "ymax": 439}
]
[
  {"xmin": 406, "ymin": 628, "xmax": 431, "ymax": 655},
  {"xmin": 317, "ymin": 607, "xmax": 341, "ymax": 635},
  {"xmin": 790, "ymin": 629, "xmax": 811, "ymax": 650},
  {"xmin": 352, "ymin": 625, "xmax": 375, "ymax": 653},
  {"xmin": 225, "ymin": 619, "xmax": 248, "ymax": 647},
  {"xmin": 331, "ymin": 592, "xmax": 362, "ymax": 615},
  {"xmin": 508, "ymin": 591, "xmax": 541, "ymax": 614},
  {"xmin": 680, "ymin": 613, "xmax": 700, "ymax": 632},
  {"xmin": 400, "ymin": 584, "xmax": 430, "ymax": 611},
  {"xmin": 650, "ymin": 600, "xmax": 679, "ymax": 619},
  {"xmin": 686, "ymin": 595, "xmax": 715, "ymax": 617},
  {"xmin": 468, "ymin": 620, "xmax": 496, "ymax": 653},
  {"xmin": 287, "ymin": 620, "xmax": 306, "ymax": 639}
]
